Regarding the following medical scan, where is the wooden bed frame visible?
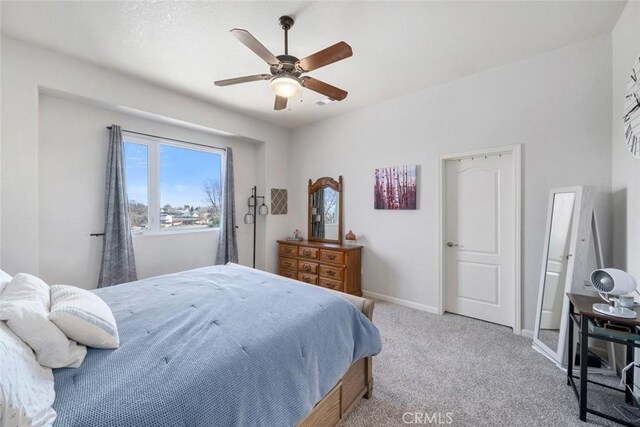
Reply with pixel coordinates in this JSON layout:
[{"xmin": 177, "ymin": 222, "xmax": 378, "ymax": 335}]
[{"xmin": 298, "ymin": 295, "xmax": 375, "ymax": 427}]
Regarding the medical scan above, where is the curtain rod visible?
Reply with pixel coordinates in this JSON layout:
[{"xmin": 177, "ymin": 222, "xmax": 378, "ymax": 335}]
[{"xmin": 105, "ymin": 126, "xmax": 226, "ymax": 151}]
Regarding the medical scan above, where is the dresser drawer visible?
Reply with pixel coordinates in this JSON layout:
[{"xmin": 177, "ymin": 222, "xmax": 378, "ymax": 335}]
[
  {"xmin": 319, "ymin": 277, "xmax": 342, "ymax": 291},
  {"xmin": 319, "ymin": 264, "xmax": 344, "ymax": 280},
  {"xmin": 320, "ymin": 249, "xmax": 344, "ymax": 264},
  {"xmin": 279, "ymin": 269, "xmax": 297, "ymax": 280},
  {"xmin": 298, "ymin": 272, "xmax": 318, "ymax": 285},
  {"xmin": 279, "ymin": 257, "xmax": 298, "ymax": 271},
  {"xmin": 279, "ymin": 244, "xmax": 298, "ymax": 257},
  {"xmin": 298, "ymin": 247, "xmax": 319, "ymax": 260},
  {"xmin": 299, "ymin": 261, "xmax": 319, "ymax": 274}
]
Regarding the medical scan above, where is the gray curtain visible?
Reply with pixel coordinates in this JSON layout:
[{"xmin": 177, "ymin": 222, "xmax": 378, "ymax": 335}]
[
  {"xmin": 98, "ymin": 125, "xmax": 138, "ymax": 287},
  {"xmin": 215, "ymin": 147, "xmax": 238, "ymax": 265}
]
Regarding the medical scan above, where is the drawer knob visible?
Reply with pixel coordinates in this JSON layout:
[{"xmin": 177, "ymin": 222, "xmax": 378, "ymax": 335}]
[
  {"xmin": 303, "ymin": 250, "xmax": 311, "ymax": 256},
  {"xmin": 327, "ymin": 254, "xmax": 336, "ymax": 260},
  {"xmin": 303, "ymin": 265, "xmax": 311, "ymax": 271},
  {"xmin": 328, "ymin": 270, "xmax": 335, "ymax": 276}
]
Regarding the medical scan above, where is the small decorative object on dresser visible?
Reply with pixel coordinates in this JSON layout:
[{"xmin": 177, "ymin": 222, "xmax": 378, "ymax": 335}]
[{"xmin": 277, "ymin": 240, "xmax": 362, "ymax": 296}]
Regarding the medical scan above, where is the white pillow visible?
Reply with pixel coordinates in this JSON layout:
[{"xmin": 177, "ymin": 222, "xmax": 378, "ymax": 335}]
[
  {"xmin": 49, "ymin": 285, "xmax": 119, "ymax": 349},
  {"xmin": 0, "ymin": 274, "xmax": 86, "ymax": 368},
  {"xmin": 0, "ymin": 322, "xmax": 56, "ymax": 427},
  {"xmin": 0, "ymin": 269, "xmax": 12, "ymax": 294}
]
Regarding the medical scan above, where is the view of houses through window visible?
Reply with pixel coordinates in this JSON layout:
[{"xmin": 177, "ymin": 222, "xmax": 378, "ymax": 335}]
[{"xmin": 124, "ymin": 137, "xmax": 223, "ymax": 233}]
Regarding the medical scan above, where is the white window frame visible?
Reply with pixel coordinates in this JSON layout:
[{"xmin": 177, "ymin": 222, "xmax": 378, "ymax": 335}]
[{"xmin": 123, "ymin": 133, "xmax": 225, "ymax": 236}]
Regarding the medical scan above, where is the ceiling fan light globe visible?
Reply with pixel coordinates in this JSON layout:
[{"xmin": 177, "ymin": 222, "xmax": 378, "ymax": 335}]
[{"xmin": 270, "ymin": 76, "xmax": 301, "ymax": 98}]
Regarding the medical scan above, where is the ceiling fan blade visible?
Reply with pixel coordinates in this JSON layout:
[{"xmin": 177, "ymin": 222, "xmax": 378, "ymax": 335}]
[
  {"xmin": 214, "ymin": 74, "xmax": 272, "ymax": 87},
  {"xmin": 274, "ymin": 95, "xmax": 288, "ymax": 111},
  {"xmin": 302, "ymin": 77, "xmax": 348, "ymax": 101},
  {"xmin": 230, "ymin": 29, "xmax": 280, "ymax": 66},
  {"xmin": 297, "ymin": 41, "xmax": 353, "ymax": 72}
]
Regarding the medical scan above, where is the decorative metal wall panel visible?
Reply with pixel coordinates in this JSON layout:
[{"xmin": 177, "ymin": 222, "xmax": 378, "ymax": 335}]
[{"xmin": 271, "ymin": 189, "xmax": 288, "ymax": 215}]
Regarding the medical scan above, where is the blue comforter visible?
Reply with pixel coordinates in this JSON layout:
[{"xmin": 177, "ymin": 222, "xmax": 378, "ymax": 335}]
[{"xmin": 52, "ymin": 264, "xmax": 382, "ymax": 426}]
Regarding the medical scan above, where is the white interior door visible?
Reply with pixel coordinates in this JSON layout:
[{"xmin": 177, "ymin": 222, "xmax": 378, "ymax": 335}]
[{"xmin": 444, "ymin": 153, "xmax": 515, "ymax": 327}]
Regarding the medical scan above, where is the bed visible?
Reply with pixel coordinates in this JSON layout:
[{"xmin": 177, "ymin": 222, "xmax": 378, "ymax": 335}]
[{"xmin": 51, "ymin": 263, "xmax": 382, "ymax": 426}]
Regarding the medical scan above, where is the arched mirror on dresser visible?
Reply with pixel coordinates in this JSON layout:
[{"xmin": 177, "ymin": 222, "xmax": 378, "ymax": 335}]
[
  {"xmin": 309, "ymin": 176, "xmax": 343, "ymax": 243},
  {"xmin": 276, "ymin": 175, "xmax": 362, "ymax": 296}
]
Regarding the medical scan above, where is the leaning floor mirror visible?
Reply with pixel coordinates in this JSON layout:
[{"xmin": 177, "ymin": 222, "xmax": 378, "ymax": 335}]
[{"xmin": 532, "ymin": 186, "xmax": 614, "ymax": 373}]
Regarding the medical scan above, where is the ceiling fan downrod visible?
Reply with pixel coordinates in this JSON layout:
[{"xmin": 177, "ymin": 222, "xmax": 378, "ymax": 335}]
[{"xmin": 279, "ymin": 16, "xmax": 294, "ymax": 55}]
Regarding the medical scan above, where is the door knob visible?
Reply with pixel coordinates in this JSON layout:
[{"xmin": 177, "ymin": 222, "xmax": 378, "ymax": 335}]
[{"xmin": 446, "ymin": 242, "xmax": 459, "ymax": 247}]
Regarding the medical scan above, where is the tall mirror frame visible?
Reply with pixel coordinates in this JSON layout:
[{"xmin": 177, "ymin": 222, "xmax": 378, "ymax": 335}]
[
  {"xmin": 532, "ymin": 186, "xmax": 605, "ymax": 368},
  {"xmin": 308, "ymin": 176, "xmax": 343, "ymax": 244}
]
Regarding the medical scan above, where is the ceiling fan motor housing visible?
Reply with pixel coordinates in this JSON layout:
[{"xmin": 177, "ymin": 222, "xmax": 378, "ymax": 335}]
[{"xmin": 271, "ymin": 54, "xmax": 301, "ymax": 78}]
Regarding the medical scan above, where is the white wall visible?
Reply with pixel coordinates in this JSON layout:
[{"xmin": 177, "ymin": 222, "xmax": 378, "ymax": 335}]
[
  {"xmin": 290, "ymin": 35, "xmax": 613, "ymax": 331},
  {"xmin": 1, "ymin": 36, "xmax": 292, "ymax": 279},
  {"xmin": 37, "ymin": 94, "xmax": 259, "ymax": 289},
  {"xmin": 611, "ymin": 2, "xmax": 640, "ymax": 277},
  {"xmin": 0, "ymin": 13, "xmax": 4, "ymax": 267},
  {"xmin": 609, "ymin": 1, "xmax": 640, "ymax": 377}
]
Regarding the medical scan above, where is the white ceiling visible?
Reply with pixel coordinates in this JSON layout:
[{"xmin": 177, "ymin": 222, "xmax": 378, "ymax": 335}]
[{"xmin": 0, "ymin": 1, "xmax": 627, "ymax": 129}]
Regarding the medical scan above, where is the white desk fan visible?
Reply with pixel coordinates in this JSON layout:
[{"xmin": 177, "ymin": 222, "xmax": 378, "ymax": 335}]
[{"xmin": 591, "ymin": 268, "xmax": 638, "ymax": 319}]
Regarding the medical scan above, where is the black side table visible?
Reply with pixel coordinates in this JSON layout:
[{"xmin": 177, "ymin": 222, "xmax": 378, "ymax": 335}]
[{"xmin": 567, "ymin": 293, "xmax": 640, "ymax": 426}]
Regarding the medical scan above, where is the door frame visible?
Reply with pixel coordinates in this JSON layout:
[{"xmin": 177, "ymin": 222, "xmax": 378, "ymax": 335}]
[{"xmin": 438, "ymin": 144, "xmax": 522, "ymax": 335}]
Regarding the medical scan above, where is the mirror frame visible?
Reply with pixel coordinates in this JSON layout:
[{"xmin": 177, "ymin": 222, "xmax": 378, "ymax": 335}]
[
  {"xmin": 308, "ymin": 176, "xmax": 343, "ymax": 244},
  {"xmin": 533, "ymin": 186, "xmax": 589, "ymax": 366}
]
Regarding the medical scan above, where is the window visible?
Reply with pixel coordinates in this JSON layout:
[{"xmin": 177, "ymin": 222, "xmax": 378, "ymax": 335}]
[
  {"xmin": 124, "ymin": 142, "xmax": 149, "ymax": 232},
  {"xmin": 123, "ymin": 135, "xmax": 223, "ymax": 234}
]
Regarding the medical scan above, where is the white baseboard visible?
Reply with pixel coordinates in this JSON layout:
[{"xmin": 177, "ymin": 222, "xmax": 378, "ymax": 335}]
[
  {"xmin": 521, "ymin": 329, "xmax": 534, "ymax": 339},
  {"xmin": 362, "ymin": 290, "xmax": 440, "ymax": 314}
]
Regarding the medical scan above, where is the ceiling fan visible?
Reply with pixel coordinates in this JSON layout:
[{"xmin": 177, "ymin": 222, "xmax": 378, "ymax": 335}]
[{"xmin": 214, "ymin": 16, "xmax": 352, "ymax": 111}]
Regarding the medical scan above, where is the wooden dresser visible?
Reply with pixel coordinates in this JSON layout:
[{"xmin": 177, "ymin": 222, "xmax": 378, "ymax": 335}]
[{"xmin": 277, "ymin": 240, "xmax": 363, "ymax": 296}]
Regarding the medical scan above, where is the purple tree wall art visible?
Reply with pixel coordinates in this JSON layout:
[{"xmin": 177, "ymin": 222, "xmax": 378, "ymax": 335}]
[{"xmin": 374, "ymin": 165, "xmax": 417, "ymax": 210}]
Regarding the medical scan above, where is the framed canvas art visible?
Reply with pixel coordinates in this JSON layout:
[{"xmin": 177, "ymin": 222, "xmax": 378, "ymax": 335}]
[{"xmin": 374, "ymin": 165, "xmax": 417, "ymax": 210}]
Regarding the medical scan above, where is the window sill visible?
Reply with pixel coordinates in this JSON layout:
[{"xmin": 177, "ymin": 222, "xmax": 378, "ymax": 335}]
[{"xmin": 132, "ymin": 228, "xmax": 219, "ymax": 238}]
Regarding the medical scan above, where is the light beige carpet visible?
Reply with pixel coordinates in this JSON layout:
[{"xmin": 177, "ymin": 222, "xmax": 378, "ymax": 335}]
[{"xmin": 343, "ymin": 301, "xmax": 635, "ymax": 426}]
